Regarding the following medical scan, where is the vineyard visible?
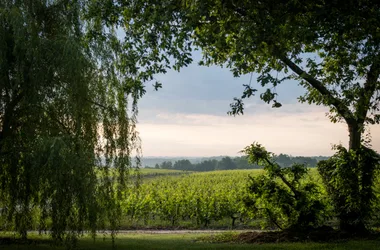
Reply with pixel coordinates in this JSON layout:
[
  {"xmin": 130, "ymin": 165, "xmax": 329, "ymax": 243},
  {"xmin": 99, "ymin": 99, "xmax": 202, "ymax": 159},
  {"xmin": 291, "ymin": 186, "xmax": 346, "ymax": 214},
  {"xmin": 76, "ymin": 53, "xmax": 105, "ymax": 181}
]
[
  {"xmin": 3, "ymin": 167, "xmax": 379, "ymax": 232},
  {"xmin": 119, "ymin": 168, "xmax": 380, "ymax": 230},
  {"xmin": 120, "ymin": 169, "xmax": 311, "ymax": 229}
]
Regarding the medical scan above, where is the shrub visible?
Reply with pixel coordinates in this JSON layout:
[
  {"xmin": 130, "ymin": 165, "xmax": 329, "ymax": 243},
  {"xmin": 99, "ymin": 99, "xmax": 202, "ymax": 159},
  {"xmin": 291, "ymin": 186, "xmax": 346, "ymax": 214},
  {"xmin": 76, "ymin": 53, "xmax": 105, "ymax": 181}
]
[
  {"xmin": 317, "ymin": 145, "xmax": 380, "ymax": 232},
  {"xmin": 242, "ymin": 142, "xmax": 328, "ymax": 231}
]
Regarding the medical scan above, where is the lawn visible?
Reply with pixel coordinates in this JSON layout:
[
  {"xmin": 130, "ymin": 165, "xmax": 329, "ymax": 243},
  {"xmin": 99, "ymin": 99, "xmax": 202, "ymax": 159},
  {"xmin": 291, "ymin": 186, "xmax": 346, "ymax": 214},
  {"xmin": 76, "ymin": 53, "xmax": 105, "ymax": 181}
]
[{"xmin": 2, "ymin": 232, "xmax": 380, "ymax": 250}]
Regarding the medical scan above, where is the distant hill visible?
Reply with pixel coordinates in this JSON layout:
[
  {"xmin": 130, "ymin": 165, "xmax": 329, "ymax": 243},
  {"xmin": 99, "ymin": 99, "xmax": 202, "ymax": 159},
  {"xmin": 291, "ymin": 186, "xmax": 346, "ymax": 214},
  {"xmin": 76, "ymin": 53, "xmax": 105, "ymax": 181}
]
[
  {"xmin": 141, "ymin": 155, "xmax": 330, "ymax": 168},
  {"xmin": 141, "ymin": 156, "xmax": 226, "ymax": 168}
]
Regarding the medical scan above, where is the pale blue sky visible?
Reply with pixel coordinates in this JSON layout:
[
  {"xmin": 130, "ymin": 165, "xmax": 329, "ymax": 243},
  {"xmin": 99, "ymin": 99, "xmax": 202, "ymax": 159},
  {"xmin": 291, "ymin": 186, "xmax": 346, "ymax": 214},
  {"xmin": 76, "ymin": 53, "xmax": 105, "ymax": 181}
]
[
  {"xmin": 138, "ymin": 50, "xmax": 306, "ymax": 116},
  {"xmin": 136, "ymin": 50, "xmax": 380, "ymax": 157}
]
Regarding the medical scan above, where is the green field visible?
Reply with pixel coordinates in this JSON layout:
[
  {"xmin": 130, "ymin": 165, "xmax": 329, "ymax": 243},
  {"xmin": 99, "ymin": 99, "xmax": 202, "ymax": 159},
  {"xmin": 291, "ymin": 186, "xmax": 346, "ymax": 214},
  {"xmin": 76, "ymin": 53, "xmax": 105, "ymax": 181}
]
[
  {"xmin": 118, "ymin": 168, "xmax": 329, "ymax": 229},
  {"xmin": 2, "ymin": 233, "xmax": 380, "ymax": 250}
]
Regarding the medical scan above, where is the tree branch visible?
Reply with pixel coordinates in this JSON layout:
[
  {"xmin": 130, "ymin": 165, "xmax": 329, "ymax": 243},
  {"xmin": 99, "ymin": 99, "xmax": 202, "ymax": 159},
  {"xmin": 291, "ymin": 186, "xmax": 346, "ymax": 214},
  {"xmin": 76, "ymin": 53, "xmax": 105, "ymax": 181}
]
[
  {"xmin": 224, "ymin": 0, "xmax": 357, "ymax": 125},
  {"xmin": 85, "ymin": 98, "xmax": 114, "ymax": 111},
  {"xmin": 264, "ymin": 208, "xmax": 283, "ymax": 230},
  {"xmin": 0, "ymin": 90, "xmax": 24, "ymax": 141},
  {"xmin": 356, "ymin": 57, "xmax": 380, "ymax": 124},
  {"xmin": 264, "ymin": 158, "xmax": 299, "ymax": 199},
  {"xmin": 279, "ymin": 55, "xmax": 355, "ymax": 124}
]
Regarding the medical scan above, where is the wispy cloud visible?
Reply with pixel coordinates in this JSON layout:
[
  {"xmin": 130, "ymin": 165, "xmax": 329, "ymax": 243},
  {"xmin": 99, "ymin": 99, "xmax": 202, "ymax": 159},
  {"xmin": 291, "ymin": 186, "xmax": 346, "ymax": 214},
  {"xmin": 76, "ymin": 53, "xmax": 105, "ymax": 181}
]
[
  {"xmin": 135, "ymin": 51, "xmax": 379, "ymax": 157},
  {"xmin": 138, "ymin": 103, "xmax": 380, "ymax": 157}
]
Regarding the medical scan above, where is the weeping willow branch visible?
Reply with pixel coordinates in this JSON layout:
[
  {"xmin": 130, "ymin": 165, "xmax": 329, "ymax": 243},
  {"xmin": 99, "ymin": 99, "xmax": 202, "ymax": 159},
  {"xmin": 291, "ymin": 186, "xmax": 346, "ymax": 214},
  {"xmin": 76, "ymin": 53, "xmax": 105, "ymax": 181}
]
[{"xmin": 0, "ymin": 1, "xmax": 144, "ymax": 245}]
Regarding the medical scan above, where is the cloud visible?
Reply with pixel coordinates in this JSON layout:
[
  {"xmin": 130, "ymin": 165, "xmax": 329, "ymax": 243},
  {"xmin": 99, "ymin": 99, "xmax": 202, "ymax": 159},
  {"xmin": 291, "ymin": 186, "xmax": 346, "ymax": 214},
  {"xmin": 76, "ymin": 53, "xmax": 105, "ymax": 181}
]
[
  {"xmin": 139, "ymin": 50, "xmax": 306, "ymax": 117},
  {"xmin": 134, "ymin": 51, "xmax": 380, "ymax": 157},
  {"xmin": 137, "ymin": 103, "xmax": 380, "ymax": 157},
  {"xmin": 139, "ymin": 102, "xmax": 329, "ymax": 124}
]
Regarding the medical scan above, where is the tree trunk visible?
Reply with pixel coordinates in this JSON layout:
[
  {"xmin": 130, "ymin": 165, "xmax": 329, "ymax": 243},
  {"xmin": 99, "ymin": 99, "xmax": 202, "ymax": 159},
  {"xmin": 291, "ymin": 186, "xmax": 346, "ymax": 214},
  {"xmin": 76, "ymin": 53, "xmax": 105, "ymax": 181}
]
[
  {"xmin": 339, "ymin": 122, "xmax": 368, "ymax": 234},
  {"xmin": 231, "ymin": 216, "xmax": 236, "ymax": 228},
  {"xmin": 348, "ymin": 123, "xmax": 362, "ymax": 151}
]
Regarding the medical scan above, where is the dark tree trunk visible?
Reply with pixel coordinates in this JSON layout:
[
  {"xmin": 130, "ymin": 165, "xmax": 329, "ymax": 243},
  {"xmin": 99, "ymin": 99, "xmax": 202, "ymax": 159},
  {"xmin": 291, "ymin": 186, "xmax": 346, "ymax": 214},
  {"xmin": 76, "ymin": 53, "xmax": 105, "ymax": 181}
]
[
  {"xmin": 231, "ymin": 216, "xmax": 237, "ymax": 228},
  {"xmin": 339, "ymin": 122, "xmax": 368, "ymax": 234},
  {"xmin": 348, "ymin": 123, "xmax": 361, "ymax": 151}
]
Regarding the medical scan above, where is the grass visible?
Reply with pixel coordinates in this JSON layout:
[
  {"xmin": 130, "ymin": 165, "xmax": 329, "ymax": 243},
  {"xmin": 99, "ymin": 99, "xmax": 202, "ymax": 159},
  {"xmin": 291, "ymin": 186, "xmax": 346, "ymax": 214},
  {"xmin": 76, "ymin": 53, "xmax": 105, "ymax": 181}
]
[{"xmin": 2, "ymin": 232, "xmax": 380, "ymax": 250}]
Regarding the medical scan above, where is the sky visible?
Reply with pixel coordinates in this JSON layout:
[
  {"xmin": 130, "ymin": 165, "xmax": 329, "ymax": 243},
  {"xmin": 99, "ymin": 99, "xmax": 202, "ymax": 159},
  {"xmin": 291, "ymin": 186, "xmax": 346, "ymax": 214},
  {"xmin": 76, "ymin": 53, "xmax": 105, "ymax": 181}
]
[{"xmin": 136, "ymin": 51, "xmax": 380, "ymax": 157}]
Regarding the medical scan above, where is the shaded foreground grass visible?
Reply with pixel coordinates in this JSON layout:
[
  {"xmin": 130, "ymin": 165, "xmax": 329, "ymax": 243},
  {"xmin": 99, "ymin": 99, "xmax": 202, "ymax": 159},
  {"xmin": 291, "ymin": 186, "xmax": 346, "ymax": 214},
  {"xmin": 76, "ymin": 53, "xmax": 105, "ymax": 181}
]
[{"xmin": 1, "ymin": 232, "xmax": 380, "ymax": 250}]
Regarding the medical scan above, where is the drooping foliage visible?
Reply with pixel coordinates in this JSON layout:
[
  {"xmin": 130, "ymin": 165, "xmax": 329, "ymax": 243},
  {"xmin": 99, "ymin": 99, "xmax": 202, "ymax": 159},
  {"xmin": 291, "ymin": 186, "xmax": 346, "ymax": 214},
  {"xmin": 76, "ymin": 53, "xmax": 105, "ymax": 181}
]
[
  {"xmin": 241, "ymin": 142, "xmax": 327, "ymax": 230},
  {"xmin": 0, "ymin": 0, "xmax": 162, "ymax": 243}
]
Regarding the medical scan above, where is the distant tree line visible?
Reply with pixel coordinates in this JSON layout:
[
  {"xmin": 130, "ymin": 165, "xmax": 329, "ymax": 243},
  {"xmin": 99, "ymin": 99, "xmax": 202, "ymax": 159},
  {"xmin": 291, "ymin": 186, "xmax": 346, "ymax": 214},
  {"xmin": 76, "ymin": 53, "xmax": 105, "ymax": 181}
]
[{"xmin": 151, "ymin": 154, "xmax": 324, "ymax": 171}]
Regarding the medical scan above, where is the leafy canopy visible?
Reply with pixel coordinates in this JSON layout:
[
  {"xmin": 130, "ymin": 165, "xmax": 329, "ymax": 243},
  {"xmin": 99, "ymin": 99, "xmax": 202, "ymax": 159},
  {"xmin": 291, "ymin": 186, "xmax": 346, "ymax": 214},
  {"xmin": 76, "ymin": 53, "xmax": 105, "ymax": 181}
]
[{"xmin": 120, "ymin": 0, "xmax": 380, "ymax": 130}]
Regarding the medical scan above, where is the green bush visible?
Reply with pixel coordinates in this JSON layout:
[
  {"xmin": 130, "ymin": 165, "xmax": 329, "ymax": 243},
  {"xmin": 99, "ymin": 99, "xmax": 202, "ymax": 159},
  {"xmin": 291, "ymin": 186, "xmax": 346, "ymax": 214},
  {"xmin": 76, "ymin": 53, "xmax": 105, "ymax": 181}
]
[
  {"xmin": 242, "ymin": 142, "xmax": 328, "ymax": 231},
  {"xmin": 317, "ymin": 145, "xmax": 380, "ymax": 232}
]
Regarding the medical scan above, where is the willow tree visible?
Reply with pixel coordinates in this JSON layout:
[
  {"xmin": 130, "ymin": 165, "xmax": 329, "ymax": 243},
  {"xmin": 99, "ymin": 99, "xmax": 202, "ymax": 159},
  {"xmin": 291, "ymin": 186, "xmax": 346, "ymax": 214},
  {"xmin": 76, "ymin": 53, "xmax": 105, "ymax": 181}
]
[
  {"xmin": 0, "ymin": 0, "xmax": 163, "ymax": 243},
  {"xmin": 118, "ymin": 0, "xmax": 380, "ymax": 232}
]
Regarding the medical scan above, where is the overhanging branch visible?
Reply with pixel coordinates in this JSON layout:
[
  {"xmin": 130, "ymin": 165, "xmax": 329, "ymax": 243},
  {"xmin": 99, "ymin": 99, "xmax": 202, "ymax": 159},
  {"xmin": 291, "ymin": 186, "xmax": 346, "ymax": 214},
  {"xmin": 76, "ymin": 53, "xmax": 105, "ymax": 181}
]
[
  {"xmin": 356, "ymin": 56, "xmax": 380, "ymax": 124},
  {"xmin": 279, "ymin": 55, "xmax": 355, "ymax": 124}
]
